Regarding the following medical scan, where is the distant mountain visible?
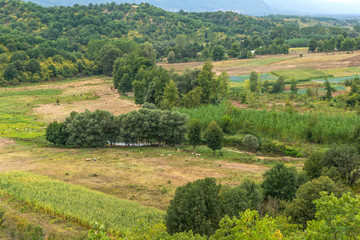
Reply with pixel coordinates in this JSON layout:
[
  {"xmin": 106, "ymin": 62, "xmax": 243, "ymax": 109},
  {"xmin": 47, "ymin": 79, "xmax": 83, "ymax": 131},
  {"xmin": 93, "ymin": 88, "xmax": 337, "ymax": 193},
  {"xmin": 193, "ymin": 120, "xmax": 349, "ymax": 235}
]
[
  {"xmin": 25, "ymin": 0, "xmax": 360, "ymax": 16},
  {"xmin": 265, "ymin": 0, "xmax": 360, "ymax": 15},
  {"xmin": 25, "ymin": 0, "xmax": 275, "ymax": 16}
]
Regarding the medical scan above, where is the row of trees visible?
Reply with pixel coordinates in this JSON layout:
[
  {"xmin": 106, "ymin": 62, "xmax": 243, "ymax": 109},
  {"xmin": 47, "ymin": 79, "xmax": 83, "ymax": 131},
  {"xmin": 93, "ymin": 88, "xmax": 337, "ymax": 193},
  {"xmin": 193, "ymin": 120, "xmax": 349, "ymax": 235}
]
[
  {"xmin": 308, "ymin": 34, "xmax": 360, "ymax": 52},
  {"xmin": 46, "ymin": 106, "xmax": 187, "ymax": 147}
]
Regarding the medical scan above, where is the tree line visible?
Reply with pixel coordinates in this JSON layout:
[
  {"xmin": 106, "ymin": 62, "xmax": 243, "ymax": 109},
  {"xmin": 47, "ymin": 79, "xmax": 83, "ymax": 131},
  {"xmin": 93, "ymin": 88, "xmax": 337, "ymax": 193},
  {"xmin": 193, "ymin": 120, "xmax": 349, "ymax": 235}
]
[{"xmin": 45, "ymin": 106, "xmax": 187, "ymax": 148}]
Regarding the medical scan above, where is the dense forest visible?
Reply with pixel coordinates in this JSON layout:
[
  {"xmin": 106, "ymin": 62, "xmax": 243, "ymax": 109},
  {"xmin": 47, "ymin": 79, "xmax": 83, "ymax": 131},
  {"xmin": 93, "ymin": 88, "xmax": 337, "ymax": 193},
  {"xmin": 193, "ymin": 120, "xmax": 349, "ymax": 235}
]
[{"xmin": 1, "ymin": 0, "xmax": 360, "ymax": 86}]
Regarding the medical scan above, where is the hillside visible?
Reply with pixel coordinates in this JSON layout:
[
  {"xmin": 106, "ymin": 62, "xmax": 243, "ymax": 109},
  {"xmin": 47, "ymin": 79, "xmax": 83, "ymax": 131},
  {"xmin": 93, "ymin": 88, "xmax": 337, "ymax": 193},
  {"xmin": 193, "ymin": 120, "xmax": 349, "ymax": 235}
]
[{"xmin": 26, "ymin": 0, "xmax": 274, "ymax": 15}]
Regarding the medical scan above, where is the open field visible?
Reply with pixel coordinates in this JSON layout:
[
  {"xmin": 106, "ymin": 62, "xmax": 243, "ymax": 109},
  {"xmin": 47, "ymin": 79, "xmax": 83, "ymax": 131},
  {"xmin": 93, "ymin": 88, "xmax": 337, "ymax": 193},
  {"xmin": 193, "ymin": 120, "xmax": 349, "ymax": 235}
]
[{"xmin": 159, "ymin": 50, "xmax": 360, "ymax": 77}]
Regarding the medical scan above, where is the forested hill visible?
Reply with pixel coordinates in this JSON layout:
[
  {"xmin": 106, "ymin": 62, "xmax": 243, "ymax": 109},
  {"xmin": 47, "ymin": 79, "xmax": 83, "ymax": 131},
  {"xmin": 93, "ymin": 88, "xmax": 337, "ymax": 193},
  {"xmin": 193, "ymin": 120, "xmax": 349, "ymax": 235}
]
[{"xmin": 26, "ymin": 0, "xmax": 274, "ymax": 16}]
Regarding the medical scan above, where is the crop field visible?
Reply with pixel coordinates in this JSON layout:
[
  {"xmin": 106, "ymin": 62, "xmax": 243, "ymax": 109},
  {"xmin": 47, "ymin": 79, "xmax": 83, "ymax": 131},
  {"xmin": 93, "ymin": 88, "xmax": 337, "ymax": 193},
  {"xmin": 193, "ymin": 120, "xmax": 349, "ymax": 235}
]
[{"xmin": 0, "ymin": 172, "xmax": 164, "ymax": 236}]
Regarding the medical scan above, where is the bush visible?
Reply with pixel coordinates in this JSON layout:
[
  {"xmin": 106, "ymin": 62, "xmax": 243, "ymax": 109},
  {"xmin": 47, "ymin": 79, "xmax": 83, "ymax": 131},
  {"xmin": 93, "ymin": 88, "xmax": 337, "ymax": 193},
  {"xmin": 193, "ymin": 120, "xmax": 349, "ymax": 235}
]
[
  {"xmin": 165, "ymin": 178, "xmax": 222, "ymax": 236},
  {"xmin": 261, "ymin": 140, "xmax": 302, "ymax": 157},
  {"xmin": 261, "ymin": 163, "xmax": 297, "ymax": 201},
  {"xmin": 242, "ymin": 134, "xmax": 259, "ymax": 151}
]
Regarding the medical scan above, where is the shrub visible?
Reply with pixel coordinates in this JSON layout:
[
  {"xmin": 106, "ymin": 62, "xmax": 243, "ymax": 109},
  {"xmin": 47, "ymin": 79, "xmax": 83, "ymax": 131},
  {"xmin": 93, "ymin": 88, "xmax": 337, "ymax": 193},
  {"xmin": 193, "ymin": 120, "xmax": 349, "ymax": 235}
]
[
  {"xmin": 242, "ymin": 134, "xmax": 259, "ymax": 151},
  {"xmin": 261, "ymin": 163, "xmax": 297, "ymax": 201},
  {"xmin": 165, "ymin": 178, "xmax": 222, "ymax": 236}
]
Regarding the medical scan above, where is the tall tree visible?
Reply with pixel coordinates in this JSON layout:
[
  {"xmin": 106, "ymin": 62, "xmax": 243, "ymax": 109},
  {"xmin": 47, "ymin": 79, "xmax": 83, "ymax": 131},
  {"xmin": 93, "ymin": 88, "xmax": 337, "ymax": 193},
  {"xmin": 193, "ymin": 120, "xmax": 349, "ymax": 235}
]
[
  {"xmin": 197, "ymin": 62, "xmax": 216, "ymax": 103},
  {"xmin": 204, "ymin": 121, "xmax": 224, "ymax": 156},
  {"xmin": 161, "ymin": 80, "xmax": 180, "ymax": 109},
  {"xmin": 187, "ymin": 119, "xmax": 202, "ymax": 152},
  {"xmin": 249, "ymin": 71, "xmax": 259, "ymax": 92},
  {"xmin": 133, "ymin": 80, "xmax": 145, "ymax": 106}
]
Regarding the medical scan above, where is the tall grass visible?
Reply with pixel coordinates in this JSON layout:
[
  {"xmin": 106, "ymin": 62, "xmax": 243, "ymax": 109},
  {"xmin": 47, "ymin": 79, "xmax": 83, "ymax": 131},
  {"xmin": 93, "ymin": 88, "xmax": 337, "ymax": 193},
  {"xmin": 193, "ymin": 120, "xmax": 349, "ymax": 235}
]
[
  {"xmin": 0, "ymin": 172, "xmax": 164, "ymax": 236},
  {"xmin": 177, "ymin": 102, "xmax": 360, "ymax": 144}
]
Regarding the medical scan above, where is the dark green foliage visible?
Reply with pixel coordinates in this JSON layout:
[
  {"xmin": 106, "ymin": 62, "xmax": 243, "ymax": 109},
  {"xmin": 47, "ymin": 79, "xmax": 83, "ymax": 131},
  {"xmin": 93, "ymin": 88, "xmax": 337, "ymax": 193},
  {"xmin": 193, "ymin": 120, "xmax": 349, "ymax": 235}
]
[
  {"xmin": 166, "ymin": 178, "xmax": 222, "ymax": 236},
  {"xmin": 303, "ymin": 151, "xmax": 325, "ymax": 179},
  {"xmin": 261, "ymin": 163, "xmax": 297, "ymax": 201},
  {"xmin": 99, "ymin": 44, "xmax": 122, "ymax": 76},
  {"xmin": 3, "ymin": 63, "xmax": 18, "ymax": 80},
  {"xmin": 308, "ymin": 38, "xmax": 317, "ymax": 52},
  {"xmin": 204, "ymin": 121, "xmax": 224, "ymax": 156},
  {"xmin": 64, "ymin": 110, "xmax": 114, "ymax": 148},
  {"xmin": 119, "ymin": 108, "xmax": 187, "ymax": 145},
  {"xmin": 249, "ymin": 71, "xmax": 259, "ymax": 92},
  {"xmin": 350, "ymin": 82, "xmax": 359, "ymax": 96},
  {"xmin": 45, "ymin": 121, "xmax": 67, "ymax": 146},
  {"xmin": 119, "ymin": 74, "xmax": 132, "ymax": 93},
  {"xmin": 284, "ymin": 176, "xmax": 342, "ymax": 227},
  {"xmin": 26, "ymin": 59, "xmax": 41, "ymax": 74},
  {"xmin": 323, "ymin": 145, "xmax": 360, "ymax": 186},
  {"xmin": 187, "ymin": 119, "xmax": 202, "ymax": 152},
  {"xmin": 197, "ymin": 62, "xmax": 216, "ymax": 103},
  {"xmin": 324, "ymin": 80, "xmax": 335, "ymax": 100},
  {"xmin": 290, "ymin": 80, "xmax": 298, "ymax": 96},
  {"xmin": 133, "ymin": 80, "xmax": 145, "ymax": 105},
  {"xmin": 211, "ymin": 45, "xmax": 226, "ymax": 61},
  {"xmin": 271, "ymin": 76, "xmax": 285, "ymax": 93},
  {"xmin": 221, "ymin": 179, "xmax": 262, "ymax": 218}
]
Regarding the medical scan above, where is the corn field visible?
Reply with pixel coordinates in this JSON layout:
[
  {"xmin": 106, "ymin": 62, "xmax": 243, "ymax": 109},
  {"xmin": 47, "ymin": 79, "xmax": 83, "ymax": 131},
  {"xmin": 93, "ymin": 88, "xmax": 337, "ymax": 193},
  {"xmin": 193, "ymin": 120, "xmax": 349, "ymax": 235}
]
[{"xmin": 0, "ymin": 172, "xmax": 164, "ymax": 236}]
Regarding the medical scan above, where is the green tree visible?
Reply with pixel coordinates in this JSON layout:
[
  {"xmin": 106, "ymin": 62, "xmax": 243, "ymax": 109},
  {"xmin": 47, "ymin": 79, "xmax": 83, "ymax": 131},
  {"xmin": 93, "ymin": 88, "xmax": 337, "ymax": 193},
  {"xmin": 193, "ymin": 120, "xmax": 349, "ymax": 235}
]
[
  {"xmin": 99, "ymin": 44, "xmax": 122, "ymax": 76},
  {"xmin": 210, "ymin": 210, "xmax": 295, "ymax": 240},
  {"xmin": 308, "ymin": 39, "xmax": 317, "ymax": 52},
  {"xmin": 181, "ymin": 87, "xmax": 202, "ymax": 108},
  {"xmin": 161, "ymin": 80, "xmax": 180, "ymax": 109},
  {"xmin": 290, "ymin": 80, "xmax": 298, "ymax": 96},
  {"xmin": 303, "ymin": 151, "xmax": 325, "ymax": 180},
  {"xmin": 3, "ymin": 63, "xmax": 18, "ymax": 80},
  {"xmin": 249, "ymin": 71, "xmax": 259, "ymax": 92},
  {"xmin": 324, "ymin": 80, "xmax": 335, "ymax": 100},
  {"xmin": 26, "ymin": 58, "xmax": 41, "ymax": 74},
  {"xmin": 197, "ymin": 62, "xmax": 216, "ymax": 103},
  {"xmin": 45, "ymin": 121, "xmax": 67, "ymax": 146},
  {"xmin": 261, "ymin": 163, "xmax": 297, "ymax": 201},
  {"xmin": 187, "ymin": 119, "xmax": 202, "ymax": 152},
  {"xmin": 306, "ymin": 192, "xmax": 360, "ymax": 239},
  {"xmin": 118, "ymin": 73, "xmax": 132, "ymax": 93},
  {"xmin": 165, "ymin": 178, "xmax": 222, "ymax": 236},
  {"xmin": 284, "ymin": 176, "xmax": 342, "ymax": 227},
  {"xmin": 323, "ymin": 145, "xmax": 360, "ymax": 186},
  {"xmin": 167, "ymin": 51, "xmax": 176, "ymax": 63},
  {"xmin": 133, "ymin": 80, "xmax": 145, "ymax": 106},
  {"xmin": 272, "ymin": 76, "xmax": 285, "ymax": 93},
  {"xmin": 217, "ymin": 71, "xmax": 230, "ymax": 99},
  {"xmin": 204, "ymin": 121, "xmax": 224, "ymax": 156},
  {"xmin": 211, "ymin": 45, "xmax": 226, "ymax": 61},
  {"xmin": 350, "ymin": 82, "xmax": 359, "ymax": 96}
]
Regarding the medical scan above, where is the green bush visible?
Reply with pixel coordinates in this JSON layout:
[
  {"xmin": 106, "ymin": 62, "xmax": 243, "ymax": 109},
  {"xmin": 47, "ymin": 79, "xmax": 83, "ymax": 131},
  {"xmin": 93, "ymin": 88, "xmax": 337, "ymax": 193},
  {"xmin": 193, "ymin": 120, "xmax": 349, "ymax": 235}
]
[
  {"xmin": 261, "ymin": 140, "xmax": 301, "ymax": 157},
  {"xmin": 242, "ymin": 134, "xmax": 259, "ymax": 151}
]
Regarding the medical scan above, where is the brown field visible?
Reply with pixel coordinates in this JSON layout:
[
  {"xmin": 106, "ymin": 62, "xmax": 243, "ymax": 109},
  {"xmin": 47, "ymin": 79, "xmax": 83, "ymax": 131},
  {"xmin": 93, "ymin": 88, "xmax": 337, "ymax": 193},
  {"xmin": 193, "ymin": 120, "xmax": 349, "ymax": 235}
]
[
  {"xmin": 32, "ymin": 77, "xmax": 139, "ymax": 122},
  {"xmin": 159, "ymin": 50, "xmax": 360, "ymax": 76}
]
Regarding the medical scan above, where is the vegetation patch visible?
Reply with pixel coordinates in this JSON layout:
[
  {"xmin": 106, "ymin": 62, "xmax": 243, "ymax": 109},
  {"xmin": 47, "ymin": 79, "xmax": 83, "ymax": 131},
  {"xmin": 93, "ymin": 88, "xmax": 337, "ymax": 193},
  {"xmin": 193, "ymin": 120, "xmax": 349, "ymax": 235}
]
[{"xmin": 0, "ymin": 171, "xmax": 164, "ymax": 237}]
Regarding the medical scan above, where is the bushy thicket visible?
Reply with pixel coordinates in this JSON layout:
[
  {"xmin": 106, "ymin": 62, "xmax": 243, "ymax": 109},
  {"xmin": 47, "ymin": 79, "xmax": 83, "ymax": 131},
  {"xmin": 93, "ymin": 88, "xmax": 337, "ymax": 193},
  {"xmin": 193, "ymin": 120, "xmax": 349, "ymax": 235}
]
[{"xmin": 46, "ymin": 108, "xmax": 187, "ymax": 147}]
